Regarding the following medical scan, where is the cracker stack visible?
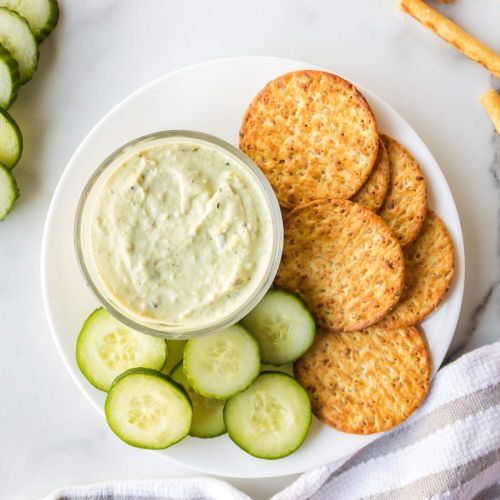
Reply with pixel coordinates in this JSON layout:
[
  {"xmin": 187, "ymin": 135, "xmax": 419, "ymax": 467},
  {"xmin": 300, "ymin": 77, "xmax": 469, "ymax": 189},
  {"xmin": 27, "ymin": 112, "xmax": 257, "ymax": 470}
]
[
  {"xmin": 240, "ymin": 70, "xmax": 456, "ymax": 435},
  {"xmin": 240, "ymin": 71, "xmax": 379, "ymax": 208}
]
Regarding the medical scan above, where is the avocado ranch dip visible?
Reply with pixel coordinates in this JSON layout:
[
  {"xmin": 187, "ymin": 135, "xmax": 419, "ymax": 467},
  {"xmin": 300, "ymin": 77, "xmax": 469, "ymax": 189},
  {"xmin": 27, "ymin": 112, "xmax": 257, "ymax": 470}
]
[{"xmin": 89, "ymin": 138, "xmax": 274, "ymax": 329}]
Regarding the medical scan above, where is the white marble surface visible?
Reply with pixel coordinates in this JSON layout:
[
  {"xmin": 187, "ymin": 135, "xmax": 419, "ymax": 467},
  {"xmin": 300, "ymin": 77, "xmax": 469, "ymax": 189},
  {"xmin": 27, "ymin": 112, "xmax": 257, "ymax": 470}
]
[{"xmin": 0, "ymin": 1, "xmax": 498, "ymax": 499}]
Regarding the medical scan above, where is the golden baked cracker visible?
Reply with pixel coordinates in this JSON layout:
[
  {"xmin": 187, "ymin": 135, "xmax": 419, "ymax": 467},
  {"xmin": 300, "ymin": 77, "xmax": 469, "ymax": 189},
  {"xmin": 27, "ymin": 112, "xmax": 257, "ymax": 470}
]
[
  {"xmin": 275, "ymin": 199, "xmax": 404, "ymax": 332},
  {"xmin": 294, "ymin": 326, "xmax": 431, "ymax": 434},
  {"xmin": 377, "ymin": 210, "xmax": 455, "ymax": 328},
  {"xmin": 351, "ymin": 138, "xmax": 390, "ymax": 211},
  {"xmin": 239, "ymin": 70, "xmax": 379, "ymax": 208},
  {"xmin": 378, "ymin": 135, "xmax": 427, "ymax": 247}
]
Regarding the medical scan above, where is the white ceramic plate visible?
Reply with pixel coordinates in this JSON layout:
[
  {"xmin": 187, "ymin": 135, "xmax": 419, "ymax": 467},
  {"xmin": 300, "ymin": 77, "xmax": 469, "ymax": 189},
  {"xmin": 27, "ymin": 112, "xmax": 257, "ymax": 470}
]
[{"xmin": 41, "ymin": 57, "xmax": 464, "ymax": 478}]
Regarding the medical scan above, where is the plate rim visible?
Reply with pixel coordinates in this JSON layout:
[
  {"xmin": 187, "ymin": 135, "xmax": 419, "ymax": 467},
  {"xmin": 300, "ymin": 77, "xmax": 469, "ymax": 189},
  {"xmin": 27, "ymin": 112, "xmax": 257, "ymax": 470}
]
[{"xmin": 41, "ymin": 55, "xmax": 465, "ymax": 478}]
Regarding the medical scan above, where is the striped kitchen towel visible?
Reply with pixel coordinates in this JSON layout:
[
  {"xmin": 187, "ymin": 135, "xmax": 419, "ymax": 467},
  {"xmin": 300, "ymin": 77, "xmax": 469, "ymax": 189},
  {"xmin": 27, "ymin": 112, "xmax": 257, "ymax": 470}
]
[
  {"xmin": 275, "ymin": 340, "xmax": 500, "ymax": 500},
  {"xmin": 41, "ymin": 341, "xmax": 500, "ymax": 500}
]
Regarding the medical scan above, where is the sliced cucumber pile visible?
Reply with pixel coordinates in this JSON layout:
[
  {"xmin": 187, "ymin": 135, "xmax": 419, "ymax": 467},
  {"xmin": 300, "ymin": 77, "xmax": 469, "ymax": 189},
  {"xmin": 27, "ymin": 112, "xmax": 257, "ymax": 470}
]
[
  {"xmin": 184, "ymin": 324, "xmax": 260, "ymax": 400},
  {"xmin": 0, "ymin": 42, "xmax": 19, "ymax": 108},
  {"xmin": 224, "ymin": 372, "xmax": 312, "ymax": 459},
  {"xmin": 105, "ymin": 368, "xmax": 192, "ymax": 449},
  {"xmin": 0, "ymin": 0, "xmax": 59, "ymax": 42},
  {"xmin": 76, "ymin": 308, "xmax": 168, "ymax": 392},
  {"xmin": 0, "ymin": 107, "xmax": 22, "ymax": 168},
  {"xmin": 171, "ymin": 362, "xmax": 226, "ymax": 438},
  {"xmin": 77, "ymin": 287, "xmax": 316, "ymax": 458},
  {"xmin": 0, "ymin": 1, "xmax": 59, "ymax": 221},
  {"xmin": 241, "ymin": 288, "xmax": 315, "ymax": 365},
  {"xmin": 162, "ymin": 339, "xmax": 187, "ymax": 374},
  {"xmin": 0, "ymin": 109, "xmax": 21, "ymax": 218},
  {"xmin": 0, "ymin": 7, "xmax": 38, "ymax": 84},
  {"xmin": 0, "ymin": 163, "xmax": 18, "ymax": 220}
]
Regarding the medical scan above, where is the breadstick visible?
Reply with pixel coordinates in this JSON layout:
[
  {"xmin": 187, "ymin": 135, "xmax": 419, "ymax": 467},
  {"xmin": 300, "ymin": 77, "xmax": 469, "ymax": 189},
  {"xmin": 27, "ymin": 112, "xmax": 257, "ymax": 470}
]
[
  {"xmin": 480, "ymin": 90, "xmax": 500, "ymax": 134},
  {"xmin": 399, "ymin": 0, "xmax": 500, "ymax": 77}
]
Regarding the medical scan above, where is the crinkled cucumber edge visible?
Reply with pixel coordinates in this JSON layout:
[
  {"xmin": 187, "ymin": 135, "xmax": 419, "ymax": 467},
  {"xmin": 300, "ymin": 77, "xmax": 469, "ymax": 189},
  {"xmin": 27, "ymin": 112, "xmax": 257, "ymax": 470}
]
[
  {"xmin": 75, "ymin": 308, "xmax": 110, "ymax": 391},
  {"xmin": 0, "ymin": 42, "xmax": 20, "ymax": 108},
  {"xmin": 0, "ymin": 106, "xmax": 23, "ymax": 168},
  {"xmin": 35, "ymin": 0, "xmax": 60, "ymax": 42},
  {"xmin": 0, "ymin": 163, "xmax": 19, "ymax": 221},
  {"xmin": 0, "ymin": 7, "xmax": 39, "ymax": 85}
]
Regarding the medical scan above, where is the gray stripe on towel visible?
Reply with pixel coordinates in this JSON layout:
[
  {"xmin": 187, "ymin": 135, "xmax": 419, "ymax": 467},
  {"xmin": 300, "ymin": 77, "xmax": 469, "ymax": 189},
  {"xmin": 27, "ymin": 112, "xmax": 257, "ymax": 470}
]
[
  {"xmin": 367, "ymin": 448, "xmax": 500, "ymax": 500},
  {"xmin": 472, "ymin": 481, "xmax": 500, "ymax": 500},
  {"xmin": 323, "ymin": 382, "xmax": 500, "ymax": 485}
]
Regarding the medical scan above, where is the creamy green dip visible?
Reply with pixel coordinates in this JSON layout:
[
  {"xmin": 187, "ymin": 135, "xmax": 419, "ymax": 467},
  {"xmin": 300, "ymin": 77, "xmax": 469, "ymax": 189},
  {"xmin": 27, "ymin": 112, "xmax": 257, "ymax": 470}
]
[{"xmin": 90, "ymin": 139, "xmax": 273, "ymax": 329}]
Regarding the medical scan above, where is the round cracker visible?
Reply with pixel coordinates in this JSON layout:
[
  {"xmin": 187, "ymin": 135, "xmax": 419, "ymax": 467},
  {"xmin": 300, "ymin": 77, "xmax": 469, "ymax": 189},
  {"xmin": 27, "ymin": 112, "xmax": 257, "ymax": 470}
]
[
  {"xmin": 239, "ymin": 70, "xmax": 379, "ymax": 208},
  {"xmin": 351, "ymin": 138, "xmax": 390, "ymax": 211},
  {"xmin": 378, "ymin": 135, "xmax": 427, "ymax": 247},
  {"xmin": 294, "ymin": 326, "xmax": 431, "ymax": 434},
  {"xmin": 377, "ymin": 210, "xmax": 455, "ymax": 327},
  {"xmin": 275, "ymin": 199, "xmax": 405, "ymax": 332}
]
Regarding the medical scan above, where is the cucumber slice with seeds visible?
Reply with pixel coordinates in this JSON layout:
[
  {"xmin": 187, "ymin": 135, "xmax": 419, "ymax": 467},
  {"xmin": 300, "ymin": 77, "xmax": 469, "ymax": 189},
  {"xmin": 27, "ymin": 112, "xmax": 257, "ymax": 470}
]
[
  {"xmin": 0, "ymin": 0, "xmax": 59, "ymax": 42},
  {"xmin": 105, "ymin": 368, "xmax": 192, "ymax": 449},
  {"xmin": 0, "ymin": 107, "xmax": 22, "ymax": 168},
  {"xmin": 0, "ymin": 164, "xmax": 19, "ymax": 220},
  {"xmin": 0, "ymin": 7, "xmax": 38, "ymax": 84},
  {"xmin": 162, "ymin": 339, "xmax": 187, "ymax": 375},
  {"xmin": 171, "ymin": 362, "xmax": 226, "ymax": 438},
  {"xmin": 224, "ymin": 372, "xmax": 312, "ymax": 459},
  {"xmin": 184, "ymin": 324, "xmax": 260, "ymax": 400},
  {"xmin": 241, "ymin": 288, "xmax": 315, "ymax": 365},
  {"xmin": 76, "ymin": 308, "xmax": 167, "ymax": 392},
  {"xmin": 0, "ymin": 43, "xmax": 19, "ymax": 108}
]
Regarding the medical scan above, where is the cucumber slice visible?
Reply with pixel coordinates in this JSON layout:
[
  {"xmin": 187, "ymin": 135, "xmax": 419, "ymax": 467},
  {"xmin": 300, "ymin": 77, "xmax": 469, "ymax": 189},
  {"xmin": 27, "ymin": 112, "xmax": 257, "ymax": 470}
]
[
  {"xmin": 0, "ymin": 163, "xmax": 18, "ymax": 220},
  {"xmin": 162, "ymin": 339, "xmax": 187, "ymax": 375},
  {"xmin": 0, "ymin": 43, "xmax": 19, "ymax": 108},
  {"xmin": 0, "ymin": 7, "xmax": 38, "ymax": 84},
  {"xmin": 0, "ymin": 0, "xmax": 59, "ymax": 42},
  {"xmin": 171, "ymin": 362, "xmax": 226, "ymax": 438},
  {"xmin": 241, "ymin": 288, "xmax": 316, "ymax": 365},
  {"xmin": 76, "ymin": 308, "xmax": 167, "ymax": 392},
  {"xmin": 184, "ymin": 324, "xmax": 260, "ymax": 400},
  {"xmin": 0, "ymin": 107, "xmax": 22, "ymax": 168},
  {"xmin": 224, "ymin": 372, "xmax": 311, "ymax": 459},
  {"xmin": 105, "ymin": 368, "xmax": 192, "ymax": 449}
]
